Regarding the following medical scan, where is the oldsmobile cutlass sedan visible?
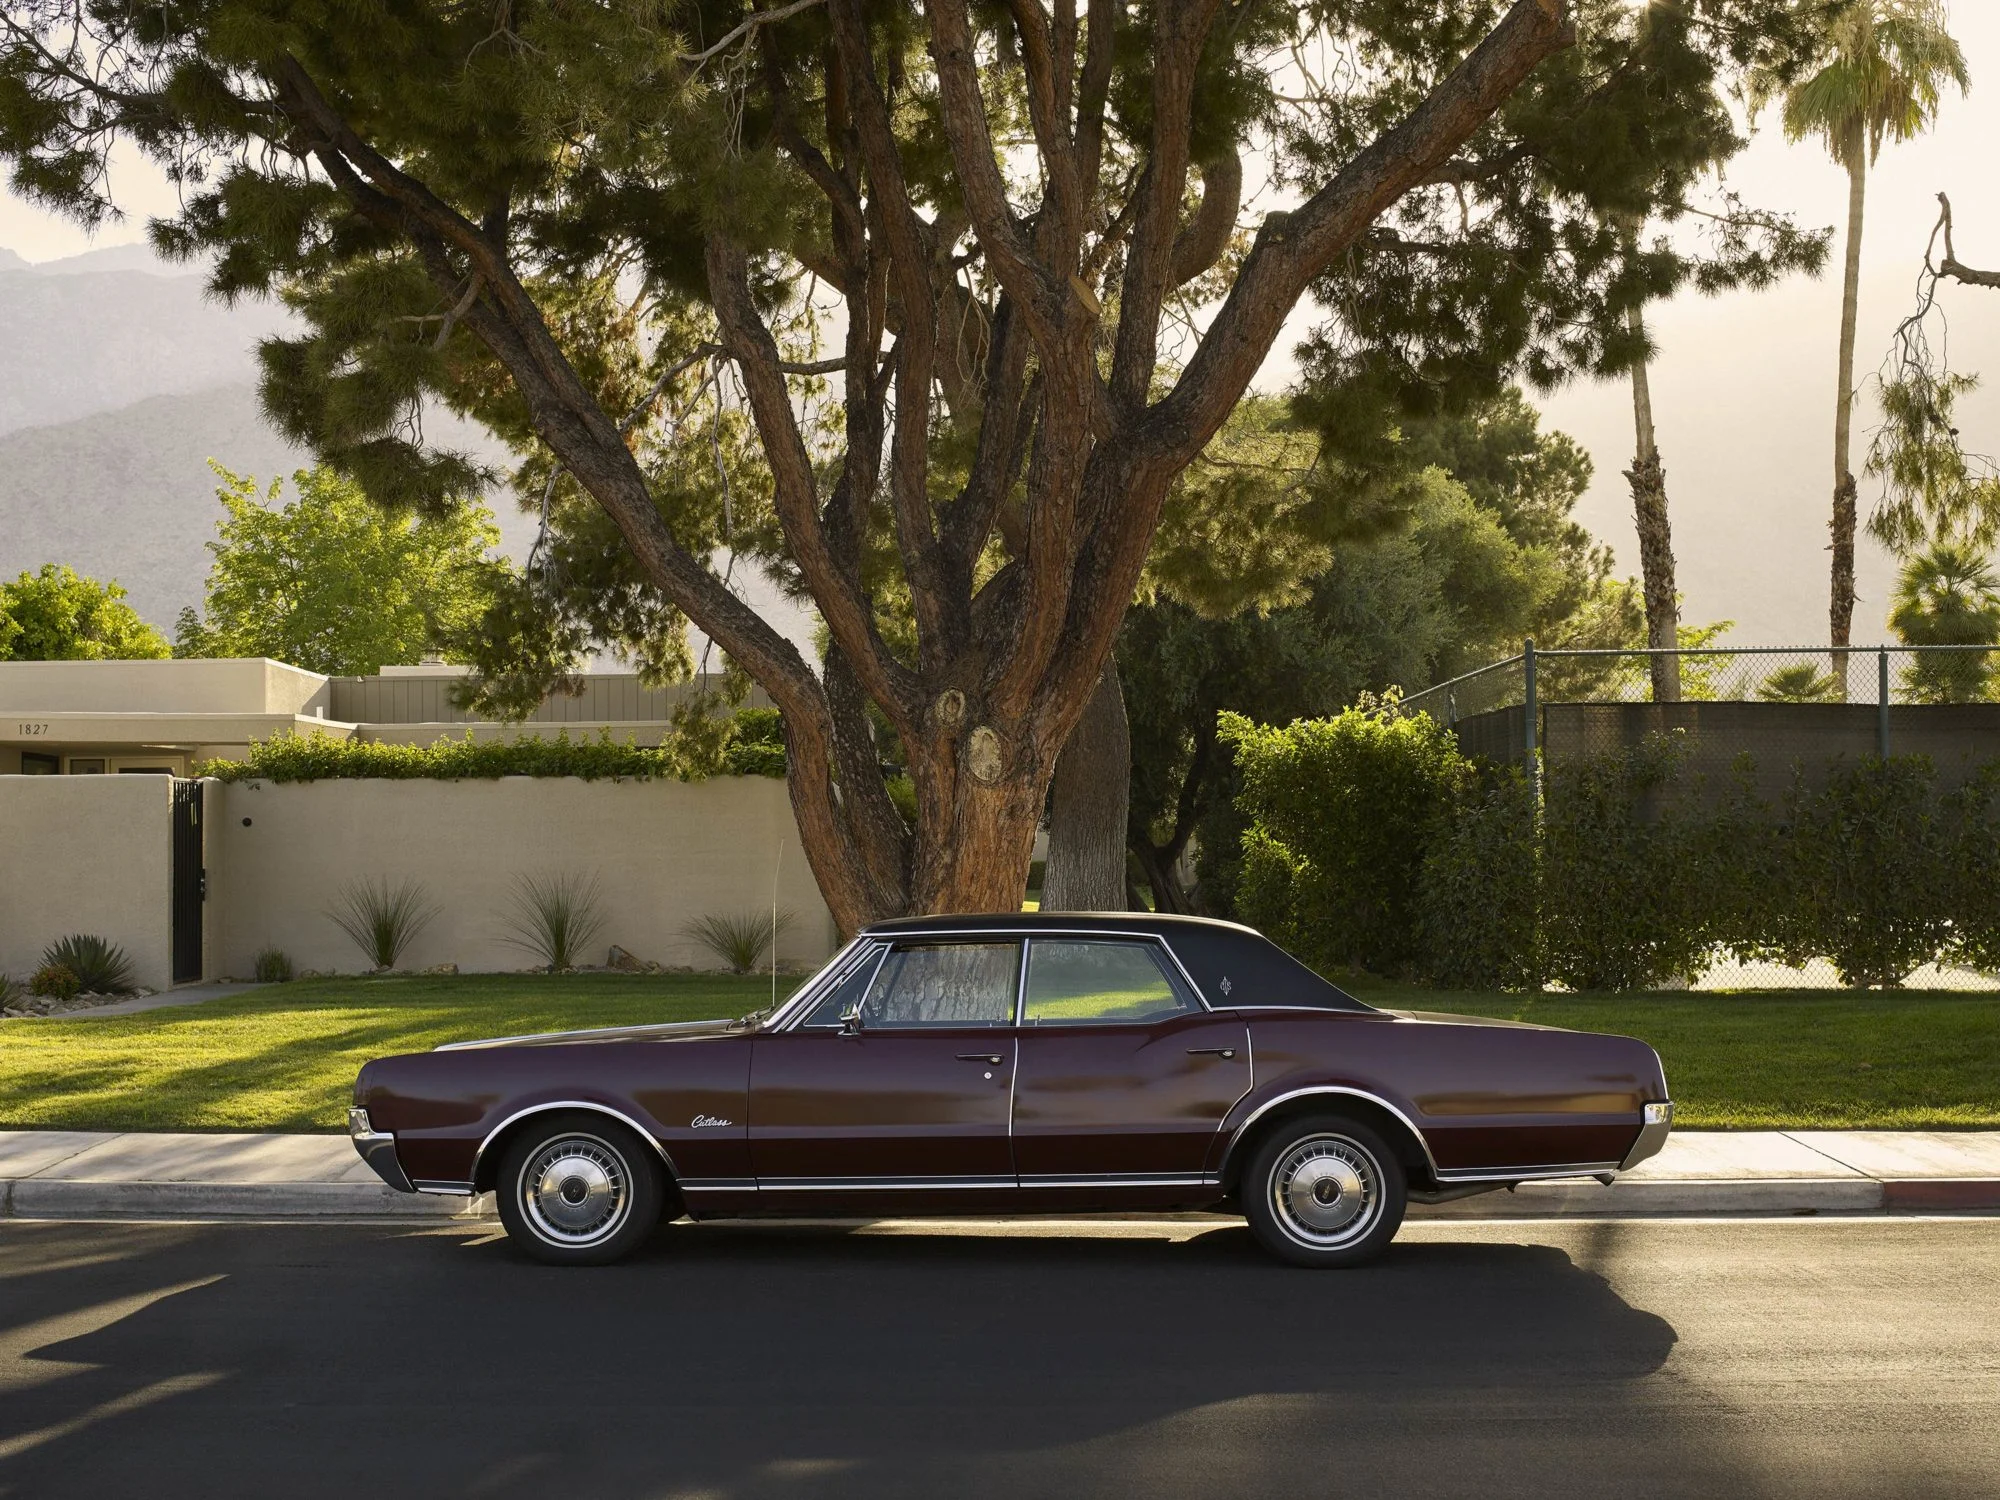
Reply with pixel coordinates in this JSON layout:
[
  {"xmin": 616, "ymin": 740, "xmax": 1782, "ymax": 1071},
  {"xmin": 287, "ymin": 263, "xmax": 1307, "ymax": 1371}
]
[{"xmin": 350, "ymin": 913, "xmax": 1673, "ymax": 1267}]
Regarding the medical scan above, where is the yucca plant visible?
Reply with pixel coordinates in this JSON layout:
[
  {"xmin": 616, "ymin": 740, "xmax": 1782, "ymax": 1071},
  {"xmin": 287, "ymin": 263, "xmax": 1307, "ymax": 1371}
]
[
  {"xmin": 327, "ymin": 878, "xmax": 439, "ymax": 971},
  {"xmin": 503, "ymin": 872, "xmax": 609, "ymax": 971},
  {"xmin": 0, "ymin": 973, "xmax": 25, "ymax": 1008},
  {"xmin": 41, "ymin": 934, "xmax": 137, "ymax": 995},
  {"xmin": 683, "ymin": 910, "xmax": 795, "ymax": 974}
]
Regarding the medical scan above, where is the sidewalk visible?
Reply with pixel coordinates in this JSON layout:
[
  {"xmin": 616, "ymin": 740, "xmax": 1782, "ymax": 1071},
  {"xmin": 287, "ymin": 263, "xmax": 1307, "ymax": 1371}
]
[{"xmin": 4, "ymin": 1128, "xmax": 1999, "ymax": 1223}]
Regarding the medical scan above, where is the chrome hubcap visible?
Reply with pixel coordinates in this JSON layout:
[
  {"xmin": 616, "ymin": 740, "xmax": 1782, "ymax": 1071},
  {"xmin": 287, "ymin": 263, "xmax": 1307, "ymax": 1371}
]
[
  {"xmin": 522, "ymin": 1136, "xmax": 629, "ymax": 1246},
  {"xmin": 1271, "ymin": 1135, "xmax": 1380, "ymax": 1248}
]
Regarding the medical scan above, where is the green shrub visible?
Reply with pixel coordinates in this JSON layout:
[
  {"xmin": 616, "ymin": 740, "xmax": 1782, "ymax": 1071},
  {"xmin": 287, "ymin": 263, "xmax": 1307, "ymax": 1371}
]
[
  {"xmin": 684, "ymin": 910, "xmax": 794, "ymax": 974},
  {"xmin": 30, "ymin": 963, "xmax": 80, "ymax": 1001},
  {"xmin": 1942, "ymin": 765, "xmax": 2000, "ymax": 975},
  {"xmin": 253, "ymin": 948, "xmax": 296, "ymax": 983},
  {"xmin": 1417, "ymin": 768, "xmax": 1541, "ymax": 990},
  {"xmin": 1781, "ymin": 757, "xmax": 1954, "ymax": 987},
  {"xmin": 504, "ymin": 872, "xmax": 609, "ymax": 971},
  {"xmin": 41, "ymin": 934, "xmax": 137, "ymax": 995},
  {"xmin": 0, "ymin": 973, "xmax": 23, "ymax": 1008},
  {"xmin": 1222, "ymin": 703, "xmax": 1468, "ymax": 974},
  {"xmin": 1538, "ymin": 734, "xmax": 1714, "ymax": 992},
  {"xmin": 328, "ymin": 878, "xmax": 439, "ymax": 971},
  {"xmin": 199, "ymin": 713, "xmax": 786, "ymax": 784}
]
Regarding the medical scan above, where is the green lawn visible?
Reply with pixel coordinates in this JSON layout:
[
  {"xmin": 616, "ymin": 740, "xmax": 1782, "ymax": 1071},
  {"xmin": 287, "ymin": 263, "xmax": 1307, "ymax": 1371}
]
[
  {"xmin": 0, "ymin": 974, "xmax": 794, "ymax": 1134},
  {"xmin": 2, "ymin": 973, "xmax": 1996, "ymax": 1134}
]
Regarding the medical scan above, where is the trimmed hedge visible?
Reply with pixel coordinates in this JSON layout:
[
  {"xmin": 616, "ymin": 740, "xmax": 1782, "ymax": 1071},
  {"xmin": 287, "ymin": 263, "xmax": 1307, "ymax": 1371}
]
[
  {"xmin": 199, "ymin": 708, "xmax": 787, "ymax": 784},
  {"xmin": 1228, "ymin": 705, "xmax": 2000, "ymax": 990}
]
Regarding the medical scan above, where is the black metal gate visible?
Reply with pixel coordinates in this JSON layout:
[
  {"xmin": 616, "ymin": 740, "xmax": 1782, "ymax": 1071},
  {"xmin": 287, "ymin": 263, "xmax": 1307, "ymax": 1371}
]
[{"xmin": 171, "ymin": 780, "xmax": 204, "ymax": 985}]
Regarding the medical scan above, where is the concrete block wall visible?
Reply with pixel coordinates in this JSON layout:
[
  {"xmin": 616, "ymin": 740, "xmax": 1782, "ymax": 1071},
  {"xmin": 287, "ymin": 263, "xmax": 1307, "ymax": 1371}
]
[{"xmin": 0, "ymin": 775, "xmax": 176, "ymax": 989}]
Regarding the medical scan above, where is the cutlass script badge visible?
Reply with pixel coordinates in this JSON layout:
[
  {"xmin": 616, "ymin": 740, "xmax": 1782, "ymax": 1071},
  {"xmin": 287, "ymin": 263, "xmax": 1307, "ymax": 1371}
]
[{"xmin": 690, "ymin": 1115, "xmax": 733, "ymax": 1129}]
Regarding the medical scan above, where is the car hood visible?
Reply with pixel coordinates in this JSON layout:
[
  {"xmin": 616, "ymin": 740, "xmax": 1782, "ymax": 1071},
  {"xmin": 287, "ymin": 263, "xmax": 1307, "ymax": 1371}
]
[{"xmin": 435, "ymin": 1016, "xmax": 752, "ymax": 1051}]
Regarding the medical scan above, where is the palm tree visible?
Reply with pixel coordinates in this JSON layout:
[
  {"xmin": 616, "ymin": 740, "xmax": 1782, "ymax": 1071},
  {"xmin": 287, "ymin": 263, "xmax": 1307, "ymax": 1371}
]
[
  {"xmin": 1888, "ymin": 538, "xmax": 2000, "ymax": 702},
  {"xmin": 1753, "ymin": 1, "xmax": 1968, "ymax": 656}
]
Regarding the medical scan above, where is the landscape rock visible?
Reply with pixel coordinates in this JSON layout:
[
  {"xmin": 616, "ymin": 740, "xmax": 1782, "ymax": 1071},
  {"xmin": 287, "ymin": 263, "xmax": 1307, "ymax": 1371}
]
[{"xmin": 607, "ymin": 946, "xmax": 647, "ymax": 973}]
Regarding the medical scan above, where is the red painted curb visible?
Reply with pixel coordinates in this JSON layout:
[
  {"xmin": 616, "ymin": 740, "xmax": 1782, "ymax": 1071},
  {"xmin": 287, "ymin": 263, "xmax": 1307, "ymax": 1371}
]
[{"xmin": 1883, "ymin": 1179, "xmax": 2000, "ymax": 1211}]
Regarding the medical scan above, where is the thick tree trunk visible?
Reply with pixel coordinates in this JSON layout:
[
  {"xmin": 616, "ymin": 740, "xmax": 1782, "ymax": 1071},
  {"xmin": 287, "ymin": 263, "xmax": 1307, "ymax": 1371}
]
[
  {"xmin": 1623, "ymin": 303, "xmax": 1680, "ymax": 703},
  {"xmin": 1831, "ymin": 143, "xmax": 1868, "ymax": 663},
  {"xmin": 1041, "ymin": 667, "xmax": 1132, "ymax": 912},
  {"xmin": 1131, "ymin": 838, "xmax": 1199, "ymax": 915}
]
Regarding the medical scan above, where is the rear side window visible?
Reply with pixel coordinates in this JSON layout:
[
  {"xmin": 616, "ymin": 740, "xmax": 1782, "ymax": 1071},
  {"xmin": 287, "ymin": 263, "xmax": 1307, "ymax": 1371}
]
[{"xmin": 1022, "ymin": 939, "xmax": 1200, "ymax": 1025}]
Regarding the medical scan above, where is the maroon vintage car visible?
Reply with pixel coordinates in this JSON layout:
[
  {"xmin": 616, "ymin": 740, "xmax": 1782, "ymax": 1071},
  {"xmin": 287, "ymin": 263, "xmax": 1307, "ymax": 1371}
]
[{"xmin": 350, "ymin": 913, "xmax": 1673, "ymax": 1267}]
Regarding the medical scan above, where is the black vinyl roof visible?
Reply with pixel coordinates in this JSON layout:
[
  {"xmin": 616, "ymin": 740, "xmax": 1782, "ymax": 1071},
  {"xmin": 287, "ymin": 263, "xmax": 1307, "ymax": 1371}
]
[{"xmin": 857, "ymin": 912, "xmax": 1374, "ymax": 1013}]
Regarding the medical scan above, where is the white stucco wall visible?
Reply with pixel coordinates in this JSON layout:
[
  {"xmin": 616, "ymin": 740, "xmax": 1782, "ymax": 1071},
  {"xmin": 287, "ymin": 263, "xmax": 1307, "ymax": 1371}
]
[
  {"xmin": 0, "ymin": 658, "xmax": 331, "ymax": 716},
  {"xmin": 0, "ymin": 775, "xmax": 175, "ymax": 989},
  {"xmin": 205, "ymin": 776, "xmax": 837, "ymax": 977}
]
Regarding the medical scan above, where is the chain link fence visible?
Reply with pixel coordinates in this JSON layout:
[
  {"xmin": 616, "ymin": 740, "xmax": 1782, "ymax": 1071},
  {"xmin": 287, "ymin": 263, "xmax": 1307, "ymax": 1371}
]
[{"xmin": 1400, "ymin": 643, "xmax": 2000, "ymax": 991}]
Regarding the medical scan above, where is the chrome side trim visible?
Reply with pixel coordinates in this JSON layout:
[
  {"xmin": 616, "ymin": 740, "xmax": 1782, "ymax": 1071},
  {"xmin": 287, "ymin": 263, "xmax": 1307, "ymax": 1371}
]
[
  {"xmin": 412, "ymin": 1181, "xmax": 475, "ymax": 1196},
  {"xmin": 469, "ymin": 1100, "xmax": 678, "ymax": 1185},
  {"xmin": 676, "ymin": 1178, "xmax": 758, "ymax": 1193},
  {"xmin": 1220, "ymin": 1085, "xmax": 1442, "ymax": 1180},
  {"xmin": 1434, "ymin": 1162, "xmax": 1625, "ymax": 1184},
  {"xmin": 754, "ymin": 1175, "xmax": 1019, "ymax": 1191},
  {"xmin": 1019, "ymin": 1174, "xmax": 1219, "ymax": 1190}
]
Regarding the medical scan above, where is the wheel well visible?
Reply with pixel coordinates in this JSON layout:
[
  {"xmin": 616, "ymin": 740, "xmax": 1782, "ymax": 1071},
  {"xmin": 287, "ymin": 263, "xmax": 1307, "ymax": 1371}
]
[
  {"xmin": 472, "ymin": 1105, "xmax": 678, "ymax": 1199},
  {"xmin": 1222, "ymin": 1094, "xmax": 1435, "ymax": 1198}
]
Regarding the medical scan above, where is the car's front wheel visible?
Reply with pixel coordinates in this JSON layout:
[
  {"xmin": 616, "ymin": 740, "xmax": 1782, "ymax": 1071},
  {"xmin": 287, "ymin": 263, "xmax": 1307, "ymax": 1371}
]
[
  {"xmin": 1242, "ymin": 1115, "xmax": 1407, "ymax": 1268},
  {"xmin": 496, "ymin": 1112, "xmax": 665, "ymax": 1265}
]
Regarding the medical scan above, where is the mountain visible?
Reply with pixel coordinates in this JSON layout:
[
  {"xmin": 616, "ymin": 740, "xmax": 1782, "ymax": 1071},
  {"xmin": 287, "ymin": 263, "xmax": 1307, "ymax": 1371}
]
[
  {"xmin": 0, "ymin": 250, "xmax": 292, "ymax": 437},
  {"xmin": 0, "ymin": 382, "xmax": 536, "ymax": 633}
]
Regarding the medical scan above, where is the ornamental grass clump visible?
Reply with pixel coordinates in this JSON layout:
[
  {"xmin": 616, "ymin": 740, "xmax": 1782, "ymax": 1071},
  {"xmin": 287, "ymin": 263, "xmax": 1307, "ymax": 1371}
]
[
  {"xmin": 328, "ymin": 878, "xmax": 439, "ymax": 971},
  {"xmin": 253, "ymin": 948, "xmax": 296, "ymax": 983},
  {"xmin": 684, "ymin": 911, "xmax": 794, "ymax": 975},
  {"xmin": 503, "ymin": 872, "xmax": 609, "ymax": 972},
  {"xmin": 41, "ymin": 934, "xmax": 136, "ymax": 995}
]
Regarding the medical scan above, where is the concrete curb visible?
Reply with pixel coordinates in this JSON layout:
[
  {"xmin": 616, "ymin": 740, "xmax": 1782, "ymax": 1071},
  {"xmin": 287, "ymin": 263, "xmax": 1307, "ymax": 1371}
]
[
  {"xmin": 2, "ymin": 1175, "xmax": 1995, "ymax": 1224},
  {"xmin": 1, "ymin": 1178, "xmax": 492, "ymax": 1221}
]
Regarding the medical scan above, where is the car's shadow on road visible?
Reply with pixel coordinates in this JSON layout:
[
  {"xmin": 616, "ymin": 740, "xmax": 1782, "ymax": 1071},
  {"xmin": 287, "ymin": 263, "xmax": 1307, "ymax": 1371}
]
[{"xmin": 1, "ymin": 1218, "xmax": 1681, "ymax": 1499}]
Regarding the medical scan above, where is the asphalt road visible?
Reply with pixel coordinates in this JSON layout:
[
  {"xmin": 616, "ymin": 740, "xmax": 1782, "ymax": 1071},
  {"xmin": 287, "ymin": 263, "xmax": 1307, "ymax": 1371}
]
[{"xmin": 2, "ymin": 1215, "xmax": 1997, "ymax": 1500}]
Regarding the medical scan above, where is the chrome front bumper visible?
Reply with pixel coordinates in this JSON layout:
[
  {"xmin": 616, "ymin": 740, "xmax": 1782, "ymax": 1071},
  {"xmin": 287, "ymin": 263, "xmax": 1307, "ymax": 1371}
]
[
  {"xmin": 349, "ymin": 1107, "xmax": 415, "ymax": 1193},
  {"xmin": 1619, "ymin": 1101, "xmax": 1674, "ymax": 1171}
]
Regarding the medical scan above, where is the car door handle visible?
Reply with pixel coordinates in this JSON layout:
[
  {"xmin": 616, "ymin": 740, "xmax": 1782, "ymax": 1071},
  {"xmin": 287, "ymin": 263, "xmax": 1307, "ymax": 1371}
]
[
  {"xmin": 1187, "ymin": 1047, "xmax": 1237, "ymax": 1059},
  {"xmin": 956, "ymin": 1053, "xmax": 1004, "ymax": 1065}
]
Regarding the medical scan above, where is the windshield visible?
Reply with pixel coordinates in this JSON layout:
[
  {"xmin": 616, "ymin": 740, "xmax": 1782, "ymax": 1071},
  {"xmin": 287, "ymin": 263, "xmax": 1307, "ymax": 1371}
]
[{"xmin": 744, "ymin": 938, "xmax": 868, "ymax": 1029}]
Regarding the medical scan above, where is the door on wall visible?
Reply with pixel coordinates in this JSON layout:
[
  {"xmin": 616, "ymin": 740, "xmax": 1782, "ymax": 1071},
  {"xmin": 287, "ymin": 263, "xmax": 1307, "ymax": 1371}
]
[{"xmin": 171, "ymin": 780, "xmax": 204, "ymax": 985}]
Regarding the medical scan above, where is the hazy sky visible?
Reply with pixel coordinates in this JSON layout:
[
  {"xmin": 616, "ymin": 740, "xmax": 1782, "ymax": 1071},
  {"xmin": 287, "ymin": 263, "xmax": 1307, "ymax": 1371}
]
[{"xmin": 4, "ymin": 5, "xmax": 1996, "ymax": 647}]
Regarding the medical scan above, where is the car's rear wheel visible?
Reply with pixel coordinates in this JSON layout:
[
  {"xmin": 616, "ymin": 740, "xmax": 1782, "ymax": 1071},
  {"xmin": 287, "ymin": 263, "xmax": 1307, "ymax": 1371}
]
[
  {"xmin": 1242, "ymin": 1115, "xmax": 1406, "ymax": 1268},
  {"xmin": 496, "ymin": 1112, "xmax": 664, "ymax": 1265}
]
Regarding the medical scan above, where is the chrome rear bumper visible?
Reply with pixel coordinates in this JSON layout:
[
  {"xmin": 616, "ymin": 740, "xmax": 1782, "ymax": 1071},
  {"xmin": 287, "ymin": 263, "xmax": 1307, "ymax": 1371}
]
[
  {"xmin": 1619, "ymin": 1101, "xmax": 1674, "ymax": 1171},
  {"xmin": 349, "ymin": 1106, "xmax": 415, "ymax": 1193}
]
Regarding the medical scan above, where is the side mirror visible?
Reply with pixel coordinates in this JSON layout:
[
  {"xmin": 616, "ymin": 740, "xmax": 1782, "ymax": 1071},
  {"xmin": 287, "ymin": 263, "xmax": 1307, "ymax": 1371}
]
[{"xmin": 839, "ymin": 1003, "xmax": 865, "ymax": 1035}]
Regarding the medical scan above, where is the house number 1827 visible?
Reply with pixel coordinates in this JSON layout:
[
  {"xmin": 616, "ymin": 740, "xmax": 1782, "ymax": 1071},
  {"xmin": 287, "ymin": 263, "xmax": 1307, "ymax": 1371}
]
[{"xmin": 17, "ymin": 724, "xmax": 49, "ymax": 735}]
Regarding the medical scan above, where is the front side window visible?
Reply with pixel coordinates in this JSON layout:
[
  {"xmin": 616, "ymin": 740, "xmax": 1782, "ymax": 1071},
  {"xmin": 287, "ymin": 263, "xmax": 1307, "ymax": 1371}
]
[
  {"xmin": 863, "ymin": 942, "xmax": 1020, "ymax": 1028},
  {"xmin": 797, "ymin": 944, "xmax": 887, "ymax": 1028},
  {"xmin": 1022, "ymin": 940, "xmax": 1200, "ymax": 1025}
]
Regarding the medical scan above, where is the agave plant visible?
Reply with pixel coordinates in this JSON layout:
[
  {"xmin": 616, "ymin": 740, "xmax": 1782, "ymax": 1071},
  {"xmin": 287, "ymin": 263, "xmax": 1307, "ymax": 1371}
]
[
  {"xmin": 683, "ymin": 910, "xmax": 795, "ymax": 974},
  {"xmin": 503, "ymin": 871, "xmax": 609, "ymax": 971},
  {"xmin": 327, "ymin": 878, "xmax": 439, "ymax": 971},
  {"xmin": 0, "ymin": 973, "xmax": 24, "ymax": 1008},
  {"xmin": 41, "ymin": 934, "xmax": 137, "ymax": 995}
]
